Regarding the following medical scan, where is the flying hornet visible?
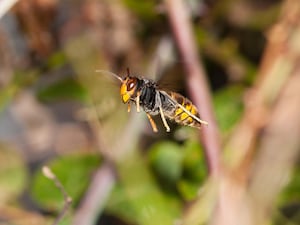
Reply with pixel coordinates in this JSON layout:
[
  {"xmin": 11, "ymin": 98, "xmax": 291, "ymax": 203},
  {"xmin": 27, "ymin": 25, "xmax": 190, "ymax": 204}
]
[{"xmin": 97, "ymin": 69, "xmax": 208, "ymax": 132}]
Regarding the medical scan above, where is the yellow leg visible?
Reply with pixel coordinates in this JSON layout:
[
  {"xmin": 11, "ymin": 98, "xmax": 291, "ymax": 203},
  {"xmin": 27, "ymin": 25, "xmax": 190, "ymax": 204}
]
[
  {"xmin": 136, "ymin": 92, "xmax": 141, "ymax": 112},
  {"xmin": 159, "ymin": 106, "xmax": 170, "ymax": 132},
  {"xmin": 146, "ymin": 113, "xmax": 158, "ymax": 132},
  {"xmin": 127, "ymin": 103, "xmax": 131, "ymax": 112}
]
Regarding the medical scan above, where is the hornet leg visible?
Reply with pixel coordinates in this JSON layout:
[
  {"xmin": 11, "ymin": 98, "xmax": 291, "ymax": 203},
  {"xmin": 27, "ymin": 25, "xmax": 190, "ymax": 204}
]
[
  {"xmin": 156, "ymin": 92, "xmax": 170, "ymax": 132},
  {"xmin": 127, "ymin": 103, "xmax": 131, "ymax": 112},
  {"xmin": 146, "ymin": 113, "xmax": 158, "ymax": 132},
  {"xmin": 136, "ymin": 91, "xmax": 141, "ymax": 112},
  {"xmin": 159, "ymin": 106, "xmax": 170, "ymax": 132}
]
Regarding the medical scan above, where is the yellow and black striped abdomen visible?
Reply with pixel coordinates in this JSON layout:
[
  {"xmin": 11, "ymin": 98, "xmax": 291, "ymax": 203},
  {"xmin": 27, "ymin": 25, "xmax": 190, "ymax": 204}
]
[{"xmin": 166, "ymin": 92, "xmax": 202, "ymax": 128}]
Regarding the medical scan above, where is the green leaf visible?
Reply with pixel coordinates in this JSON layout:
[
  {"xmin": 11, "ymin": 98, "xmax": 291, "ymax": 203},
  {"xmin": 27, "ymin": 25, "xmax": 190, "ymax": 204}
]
[
  {"xmin": 31, "ymin": 153, "xmax": 101, "ymax": 209},
  {"xmin": 106, "ymin": 151, "xmax": 181, "ymax": 225},
  {"xmin": 148, "ymin": 141, "xmax": 183, "ymax": 185},
  {"xmin": 122, "ymin": 0, "xmax": 157, "ymax": 21},
  {"xmin": 37, "ymin": 77, "xmax": 88, "ymax": 103},
  {"xmin": 177, "ymin": 141, "xmax": 206, "ymax": 200},
  {"xmin": 279, "ymin": 167, "xmax": 300, "ymax": 205},
  {"xmin": 177, "ymin": 180, "xmax": 200, "ymax": 201},
  {"xmin": 182, "ymin": 141, "xmax": 206, "ymax": 182},
  {"xmin": 213, "ymin": 85, "xmax": 244, "ymax": 133},
  {"xmin": 47, "ymin": 51, "xmax": 67, "ymax": 69}
]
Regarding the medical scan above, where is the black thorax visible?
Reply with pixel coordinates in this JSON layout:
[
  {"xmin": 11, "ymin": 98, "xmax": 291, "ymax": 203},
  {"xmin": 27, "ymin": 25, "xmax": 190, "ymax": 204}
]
[{"xmin": 134, "ymin": 78, "xmax": 158, "ymax": 112}]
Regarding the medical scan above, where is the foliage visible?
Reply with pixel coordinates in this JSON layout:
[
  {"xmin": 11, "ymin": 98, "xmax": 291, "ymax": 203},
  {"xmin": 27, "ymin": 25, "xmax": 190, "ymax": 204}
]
[
  {"xmin": 31, "ymin": 154, "xmax": 101, "ymax": 209},
  {"xmin": 213, "ymin": 85, "xmax": 244, "ymax": 133},
  {"xmin": 0, "ymin": 0, "xmax": 299, "ymax": 225},
  {"xmin": 37, "ymin": 77, "xmax": 88, "ymax": 103}
]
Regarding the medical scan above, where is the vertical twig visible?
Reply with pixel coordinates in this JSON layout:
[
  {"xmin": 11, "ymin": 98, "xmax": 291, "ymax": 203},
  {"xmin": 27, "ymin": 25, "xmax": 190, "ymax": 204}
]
[
  {"xmin": 164, "ymin": 0, "xmax": 222, "ymax": 176},
  {"xmin": 42, "ymin": 166, "xmax": 72, "ymax": 225},
  {"xmin": 72, "ymin": 162, "xmax": 116, "ymax": 225},
  {"xmin": 249, "ymin": 64, "xmax": 300, "ymax": 225}
]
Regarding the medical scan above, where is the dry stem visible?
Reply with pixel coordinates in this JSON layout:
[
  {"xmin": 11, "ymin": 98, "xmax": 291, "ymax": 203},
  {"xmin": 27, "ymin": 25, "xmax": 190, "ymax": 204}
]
[
  {"xmin": 164, "ymin": 0, "xmax": 222, "ymax": 176},
  {"xmin": 42, "ymin": 166, "xmax": 72, "ymax": 225}
]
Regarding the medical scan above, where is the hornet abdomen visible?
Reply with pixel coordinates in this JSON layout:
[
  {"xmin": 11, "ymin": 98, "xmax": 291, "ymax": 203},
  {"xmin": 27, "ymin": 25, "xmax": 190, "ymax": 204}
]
[{"xmin": 163, "ymin": 92, "xmax": 202, "ymax": 129}]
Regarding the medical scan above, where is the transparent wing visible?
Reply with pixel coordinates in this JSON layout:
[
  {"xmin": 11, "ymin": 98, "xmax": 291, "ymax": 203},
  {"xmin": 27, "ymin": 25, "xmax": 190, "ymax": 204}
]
[{"xmin": 159, "ymin": 91, "xmax": 208, "ymax": 125}]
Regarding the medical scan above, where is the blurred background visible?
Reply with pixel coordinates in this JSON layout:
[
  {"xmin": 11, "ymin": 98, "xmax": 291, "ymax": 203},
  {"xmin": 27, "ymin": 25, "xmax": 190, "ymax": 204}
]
[{"xmin": 0, "ymin": 0, "xmax": 299, "ymax": 225}]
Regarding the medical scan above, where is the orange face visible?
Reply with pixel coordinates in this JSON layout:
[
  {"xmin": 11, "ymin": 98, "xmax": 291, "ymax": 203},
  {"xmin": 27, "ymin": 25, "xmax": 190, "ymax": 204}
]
[{"xmin": 120, "ymin": 77, "xmax": 138, "ymax": 103}]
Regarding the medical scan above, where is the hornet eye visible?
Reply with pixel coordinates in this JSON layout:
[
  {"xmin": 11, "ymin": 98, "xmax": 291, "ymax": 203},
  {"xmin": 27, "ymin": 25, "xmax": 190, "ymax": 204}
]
[{"xmin": 127, "ymin": 80, "xmax": 136, "ymax": 91}]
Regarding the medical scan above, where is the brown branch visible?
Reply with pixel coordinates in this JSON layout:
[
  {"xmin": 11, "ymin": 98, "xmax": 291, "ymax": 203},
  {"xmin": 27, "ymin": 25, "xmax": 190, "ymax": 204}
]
[
  {"xmin": 249, "ymin": 63, "xmax": 300, "ymax": 225},
  {"xmin": 224, "ymin": 0, "xmax": 300, "ymax": 178},
  {"xmin": 72, "ymin": 162, "xmax": 116, "ymax": 225},
  {"xmin": 179, "ymin": 1, "xmax": 300, "ymax": 224},
  {"xmin": 164, "ymin": 0, "xmax": 222, "ymax": 176},
  {"xmin": 211, "ymin": 1, "xmax": 300, "ymax": 225}
]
